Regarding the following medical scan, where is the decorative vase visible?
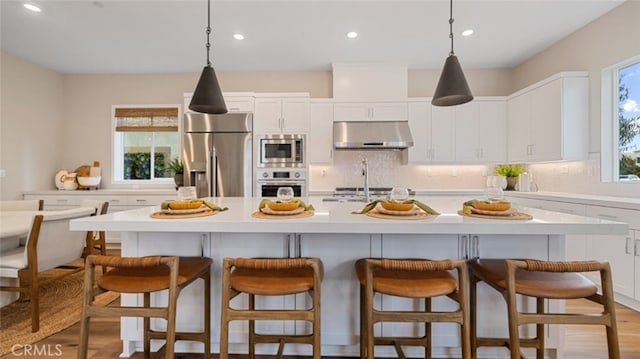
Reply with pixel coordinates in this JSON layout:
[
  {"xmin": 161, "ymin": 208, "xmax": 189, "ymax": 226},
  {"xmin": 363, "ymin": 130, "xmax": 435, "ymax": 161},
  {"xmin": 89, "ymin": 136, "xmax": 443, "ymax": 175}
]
[
  {"xmin": 174, "ymin": 173, "xmax": 184, "ymax": 187},
  {"xmin": 506, "ymin": 176, "xmax": 517, "ymax": 191}
]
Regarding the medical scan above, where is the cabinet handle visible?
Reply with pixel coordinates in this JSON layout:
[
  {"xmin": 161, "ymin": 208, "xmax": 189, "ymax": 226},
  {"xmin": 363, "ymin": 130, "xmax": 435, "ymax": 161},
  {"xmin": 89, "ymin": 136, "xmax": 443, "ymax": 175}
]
[
  {"xmin": 136, "ymin": 199, "xmax": 147, "ymax": 203},
  {"xmin": 55, "ymin": 199, "xmax": 68, "ymax": 203},
  {"xmin": 625, "ymin": 236, "xmax": 633, "ymax": 255},
  {"xmin": 109, "ymin": 199, "xmax": 121, "ymax": 203},
  {"xmin": 635, "ymin": 240, "xmax": 640, "ymax": 257},
  {"xmin": 229, "ymin": 107, "xmax": 240, "ymax": 111}
]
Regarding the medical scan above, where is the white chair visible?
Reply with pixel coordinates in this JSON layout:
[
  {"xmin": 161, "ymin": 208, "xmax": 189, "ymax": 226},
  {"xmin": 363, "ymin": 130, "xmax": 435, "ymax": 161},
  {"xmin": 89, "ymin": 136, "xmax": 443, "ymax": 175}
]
[
  {"xmin": 0, "ymin": 199, "xmax": 43, "ymax": 211},
  {"xmin": 0, "ymin": 207, "xmax": 95, "ymax": 332}
]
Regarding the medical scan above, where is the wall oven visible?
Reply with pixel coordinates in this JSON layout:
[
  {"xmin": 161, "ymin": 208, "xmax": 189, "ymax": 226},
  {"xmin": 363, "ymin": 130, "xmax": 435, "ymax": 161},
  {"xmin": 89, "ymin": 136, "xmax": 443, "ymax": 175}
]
[
  {"xmin": 257, "ymin": 134, "xmax": 305, "ymax": 168},
  {"xmin": 256, "ymin": 169, "xmax": 307, "ymax": 197}
]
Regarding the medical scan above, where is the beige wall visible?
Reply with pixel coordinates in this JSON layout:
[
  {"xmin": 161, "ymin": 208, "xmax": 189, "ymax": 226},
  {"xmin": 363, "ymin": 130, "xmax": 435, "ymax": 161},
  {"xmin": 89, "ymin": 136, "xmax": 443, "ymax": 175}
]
[
  {"xmin": 1, "ymin": 52, "xmax": 65, "ymax": 200},
  {"xmin": 511, "ymin": 0, "xmax": 640, "ymax": 197}
]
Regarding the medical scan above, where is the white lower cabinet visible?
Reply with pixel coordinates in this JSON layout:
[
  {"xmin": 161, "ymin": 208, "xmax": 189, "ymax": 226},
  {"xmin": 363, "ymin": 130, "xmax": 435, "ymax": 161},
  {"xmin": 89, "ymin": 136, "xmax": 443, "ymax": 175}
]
[
  {"xmin": 210, "ymin": 233, "xmax": 293, "ymax": 351},
  {"xmin": 634, "ymin": 230, "xmax": 640, "ymax": 301},
  {"xmin": 299, "ymin": 233, "xmax": 373, "ymax": 354}
]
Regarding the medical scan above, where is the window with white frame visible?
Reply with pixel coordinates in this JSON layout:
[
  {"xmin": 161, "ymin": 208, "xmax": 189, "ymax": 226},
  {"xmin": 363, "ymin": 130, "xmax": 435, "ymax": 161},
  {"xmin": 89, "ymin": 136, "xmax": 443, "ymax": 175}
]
[
  {"xmin": 602, "ymin": 56, "xmax": 640, "ymax": 182},
  {"xmin": 112, "ymin": 106, "xmax": 180, "ymax": 184}
]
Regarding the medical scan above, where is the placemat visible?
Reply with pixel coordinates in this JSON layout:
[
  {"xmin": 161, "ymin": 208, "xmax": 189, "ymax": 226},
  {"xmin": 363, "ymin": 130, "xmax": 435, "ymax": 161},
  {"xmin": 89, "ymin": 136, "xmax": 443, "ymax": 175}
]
[
  {"xmin": 151, "ymin": 209, "xmax": 217, "ymax": 219},
  {"xmin": 457, "ymin": 210, "xmax": 532, "ymax": 220},
  {"xmin": 252, "ymin": 210, "xmax": 314, "ymax": 219},
  {"xmin": 366, "ymin": 210, "xmax": 430, "ymax": 220}
]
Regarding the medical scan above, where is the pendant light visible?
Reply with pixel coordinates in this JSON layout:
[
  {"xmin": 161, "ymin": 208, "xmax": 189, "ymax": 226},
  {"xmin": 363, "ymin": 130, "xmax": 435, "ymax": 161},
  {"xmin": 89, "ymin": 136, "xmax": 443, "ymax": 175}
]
[
  {"xmin": 432, "ymin": 0, "xmax": 473, "ymax": 107},
  {"xmin": 189, "ymin": 0, "xmax": 228, "ymax": 114}
]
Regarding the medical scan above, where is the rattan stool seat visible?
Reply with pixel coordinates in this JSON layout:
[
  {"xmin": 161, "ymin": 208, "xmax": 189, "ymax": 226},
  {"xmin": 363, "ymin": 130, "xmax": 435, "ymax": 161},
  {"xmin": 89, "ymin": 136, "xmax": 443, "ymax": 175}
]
[
  {"xmin": 230, "ymin": 266, "xmax": 316, "ymax": 295},
  {"xmin": 220, "ymin": 257, "xmax": 323, "ymax": 359},
  {"xmin": 78, "ymin": 255, "xmax": 212, "ymax": 359},
  {"xmin": 356, "ymin": 258, "xmax": 470, "ymax": 359},
  {"xmin": 469, "ymin": 258, "xmax": 619, "ymax": 359},
  {"xmin": 469, "ymin": 258, "xmax": 598, "ymax": 299}
]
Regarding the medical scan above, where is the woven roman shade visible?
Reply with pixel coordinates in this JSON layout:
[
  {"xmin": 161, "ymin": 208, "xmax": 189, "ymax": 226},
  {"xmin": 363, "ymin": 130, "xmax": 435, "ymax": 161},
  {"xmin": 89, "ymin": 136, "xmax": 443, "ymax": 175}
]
[{"xmin": 115, "ymin": 107, "xmax": 179, "ymax": 132}]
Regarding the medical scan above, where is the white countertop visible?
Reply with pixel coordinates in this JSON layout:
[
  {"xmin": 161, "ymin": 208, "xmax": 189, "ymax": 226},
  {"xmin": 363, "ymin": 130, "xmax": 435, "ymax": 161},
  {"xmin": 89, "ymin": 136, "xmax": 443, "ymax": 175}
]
[
  {"xmin": 69, "ymin": 196, "xmax": 628, "ymax": 235},
  {"xmin": 505, "ymin": 191, "xmax": 640, "ymax": 211}
]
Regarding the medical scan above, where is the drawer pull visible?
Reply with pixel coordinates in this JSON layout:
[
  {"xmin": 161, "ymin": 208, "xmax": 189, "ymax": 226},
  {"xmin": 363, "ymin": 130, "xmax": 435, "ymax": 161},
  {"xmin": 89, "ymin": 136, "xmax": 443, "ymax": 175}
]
[
  {"xmin": 625, "ymin": 237, "xmax": 633, "ymax": 255},
  {"xmin": 55, "ymin": 199, "xmax": 68, "ymax": 203},
  {"xmin": 136, "ymin": 199, "xmax": 147, "ymax": 203},
  {"xmin": 596, "ymin": 213, "xmax": 618, "ymax": 220},
  {"xmin": 636, "ymin": 240, "xmax": 640, "ymax": 257}
]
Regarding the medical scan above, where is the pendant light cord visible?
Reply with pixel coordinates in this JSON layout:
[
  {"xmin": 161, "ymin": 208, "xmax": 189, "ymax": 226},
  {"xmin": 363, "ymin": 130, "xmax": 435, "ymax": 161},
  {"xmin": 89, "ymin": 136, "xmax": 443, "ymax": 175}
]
[
  {"xmin": 205, "ymin": 0, "xmax": 211, "ymax": 66},
  {"xmin": 448, "ymin": 0, "xmax": 455, "ymax": 56}
]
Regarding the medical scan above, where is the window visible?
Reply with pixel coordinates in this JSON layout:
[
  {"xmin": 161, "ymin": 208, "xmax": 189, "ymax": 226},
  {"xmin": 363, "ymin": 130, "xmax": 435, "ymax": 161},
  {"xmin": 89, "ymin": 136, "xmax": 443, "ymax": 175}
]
[
  {"xmin": 602, "ymin": 56, "xmax": 640, "ymax": 182},
  {"xmin": 112, "ymin": 106, "xmax": 180, "ymax": 185}
]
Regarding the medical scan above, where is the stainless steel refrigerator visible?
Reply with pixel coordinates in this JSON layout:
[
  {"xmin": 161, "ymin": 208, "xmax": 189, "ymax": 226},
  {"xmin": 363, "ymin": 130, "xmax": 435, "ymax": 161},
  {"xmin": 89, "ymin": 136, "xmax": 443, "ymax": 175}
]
[{"xmin": 183, "ymin": 112, "xmax": 253, "ymax": 198}]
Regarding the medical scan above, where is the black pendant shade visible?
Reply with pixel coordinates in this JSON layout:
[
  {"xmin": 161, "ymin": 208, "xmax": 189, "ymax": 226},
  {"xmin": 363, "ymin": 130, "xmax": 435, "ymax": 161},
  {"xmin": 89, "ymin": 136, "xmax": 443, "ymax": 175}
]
[
  {"xmin": 431, "ymin": 55, "xmax": 473, "ymax": 107},
  {"xmin": 189, "ymin": 65, "xmax": 227, "ymax": 114}
]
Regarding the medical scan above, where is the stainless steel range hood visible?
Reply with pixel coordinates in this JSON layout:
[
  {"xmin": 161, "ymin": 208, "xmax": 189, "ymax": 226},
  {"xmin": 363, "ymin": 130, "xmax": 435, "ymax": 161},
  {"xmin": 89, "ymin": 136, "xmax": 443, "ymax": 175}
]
[{"xmin": 333, "ymin": 121, "xmax": 414, "ymax": 149}]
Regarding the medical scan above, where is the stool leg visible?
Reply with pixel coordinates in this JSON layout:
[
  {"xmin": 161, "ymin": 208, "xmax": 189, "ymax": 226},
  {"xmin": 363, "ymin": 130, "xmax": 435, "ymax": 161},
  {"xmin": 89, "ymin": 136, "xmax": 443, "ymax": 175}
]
[
  {"xmin": 601, "ymin": 265, "xmax": 621, "ymax": 359},
  {"xmin": 469, "ymin": 271, "xmax": 478, "ymax": 359},
  {"xmin": 78, "ymin": 262, "xmax": 96, "ymax": 359},
  {"xmin": 312, "ymin": 289, "xmax": 321, "ymax": 359},
  {"xmin": 203, "ymin": 271, "xmax": 211, "ymax": 359},
  {"xmin": 536, "ymin": 298, "xmax": 544, "ymax": 359},
  {"xmin": 424, "ymin": 297, "xmax": 432, "ymax": 359},
  {"xmin": 144, "ymin": 293, "xmax": 151, "ymax": 359},
  {"xmin": 249, "ymin": 293, "xmax": 256, "ymax": 359},
  {"xmin": 359, "ymin": 284, "xmax": 366, "ymax": 359},
  {"xmin": 365, "ymin": 285, "xmax": 375, "ymax": 359},
  {"xmin": 505, "ymin": 268, "xmax": 521, "ymax": 359},
  {"xmin": 165, "ymin": 288, "xmax": 179, "ymax": 359}
]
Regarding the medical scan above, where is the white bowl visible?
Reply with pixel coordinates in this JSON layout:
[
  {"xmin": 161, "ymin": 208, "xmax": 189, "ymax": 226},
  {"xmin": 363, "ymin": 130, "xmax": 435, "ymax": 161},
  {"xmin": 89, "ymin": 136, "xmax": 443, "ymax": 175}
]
[{"xmin": 78, "ymin": 176, "xmax": 101, "ymax": 187}]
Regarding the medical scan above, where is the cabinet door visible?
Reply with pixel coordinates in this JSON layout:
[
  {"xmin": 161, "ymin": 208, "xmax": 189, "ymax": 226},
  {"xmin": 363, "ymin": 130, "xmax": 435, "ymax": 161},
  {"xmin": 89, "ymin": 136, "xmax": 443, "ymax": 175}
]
[
  {"xmin": 407, "ymin": 101, "xmax": 431, "ymax": 163},
  {"xmin": 224, "ymin": 96, "xmax": 254, "ymax": 112},
  {"xmin": 333, "ymin": 103, "xmax": 370, "ymax": 122},
  {"xmin": 477, "ymin": 101, "xmax": 507, "ymax": 163},
  {"xmin": 529, "ymin": 80, "xmax": 562, "ymax": 161},
  {"xmin": 254, "ymin": 98, "xmax": 283, "ymax": 133},
  {"xmin": 634, "ymin": 230, "xmax": 640, "ymax": 301},
  {"xmin": 586, "ymin": 206, "xmax": 635, "ymax": 298},
  {"xmin": 370, "ymin": 102, "xmax": 407, "ymax": 121},
  {"xmin": 308, "ymin": 102, "xmax": 333, "ymax": 164},
  {"xmin": 506, "ymin": 93, "xmax": 531, "ymax": 162},
  {"xmin": 430, "ymin": 106, "xmax": 455, "ymax": 162},
  {"xmin": 454, "ymin": 102, "xmax": 480, "ymax": 162},
  {"xmin": 299, "ymin": 234, "xmax": 372, "ymax": 346},
  {"xmin": 281, "ymin": 97, "xmax": 309, "ymax": 132},
  {"xmin": 381, "ymin": 234, "xmax": 462, "ymax": 352},
  {"xmin": 211, "ymin": 233, "xmax": 292, "ymax": 343}
]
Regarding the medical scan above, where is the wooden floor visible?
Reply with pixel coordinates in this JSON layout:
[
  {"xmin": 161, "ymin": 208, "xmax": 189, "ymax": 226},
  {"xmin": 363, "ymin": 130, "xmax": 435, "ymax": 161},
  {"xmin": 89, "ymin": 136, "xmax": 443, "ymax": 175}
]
[
  {"xmin": 4, "ymin": 298, "xmax": 638, "ymax": 358},
  {"xmin": 3, "ymin": 247, "xmax": 640, "ymax": 358}
]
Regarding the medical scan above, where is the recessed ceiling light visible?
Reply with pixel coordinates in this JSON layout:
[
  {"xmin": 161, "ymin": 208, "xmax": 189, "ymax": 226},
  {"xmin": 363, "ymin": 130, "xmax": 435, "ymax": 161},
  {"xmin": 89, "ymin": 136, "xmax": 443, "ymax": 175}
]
[
  {"xmin": 233, "ymin": 34, "xmax": 245, "ymax": 40},
  {"xmin": 346, "ymin": 31, "xmax": 358, "ymax": 39},
  {"xmin": 23, "ymin": 3, "xmax": 41, "ymax": 12},
  {"xmin": 461, "ymin": 29, "xmax": 474, "ymax": 37}
]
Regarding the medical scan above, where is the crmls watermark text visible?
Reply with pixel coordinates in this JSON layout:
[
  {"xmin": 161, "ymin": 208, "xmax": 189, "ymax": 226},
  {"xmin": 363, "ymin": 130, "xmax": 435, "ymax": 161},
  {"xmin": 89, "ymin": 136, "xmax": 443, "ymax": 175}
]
[{"xmin": 11, "ymin": 344, "xmax": 63, "ymax": 356}]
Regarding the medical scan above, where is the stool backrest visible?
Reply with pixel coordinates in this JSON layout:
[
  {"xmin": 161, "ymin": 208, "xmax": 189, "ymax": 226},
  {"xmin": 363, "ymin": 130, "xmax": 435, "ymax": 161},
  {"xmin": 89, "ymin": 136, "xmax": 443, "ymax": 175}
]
[{"xmin": 0, "ymin": 199, "xmax": 43, "ymax": 211}]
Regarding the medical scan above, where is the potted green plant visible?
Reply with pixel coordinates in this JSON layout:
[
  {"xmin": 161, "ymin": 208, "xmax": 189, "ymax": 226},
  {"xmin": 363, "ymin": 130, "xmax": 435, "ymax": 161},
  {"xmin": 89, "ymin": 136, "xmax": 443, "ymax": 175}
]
[
  {"xmin": 168, "ymin": 158, "xmax": 184, "ymax": 187},
  {"xmin": 494, "ymin": 164, "xmax": 525, "ymax": 190}
]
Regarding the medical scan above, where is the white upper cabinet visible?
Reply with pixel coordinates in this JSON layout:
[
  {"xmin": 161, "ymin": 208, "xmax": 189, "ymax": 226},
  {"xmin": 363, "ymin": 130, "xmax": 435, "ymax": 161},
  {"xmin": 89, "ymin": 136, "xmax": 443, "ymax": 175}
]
[
  {"xmin": 507, "ymin": 72, "xmax": 588, "ymax": 162},
  {"xmin": 254, "ymin": 94, "xmax": 310, "ymax": 133},
  {"xmin": 455, "ymin": 100, "xmax": 507, "ymax": 163},
  {"xmin": 308, "ymin": 100, "xmax": 334, "ymax": 164},
  {"xmin": 333, "ymin": 102, "xmax": 407, "ymax": 122},
  {"xmin": 408, "ymin": 98, "xmax": 506, "ymax": 164},
  {"xmin": 223, "ymin": 92, "xmax": 255, "ymax": 112}
]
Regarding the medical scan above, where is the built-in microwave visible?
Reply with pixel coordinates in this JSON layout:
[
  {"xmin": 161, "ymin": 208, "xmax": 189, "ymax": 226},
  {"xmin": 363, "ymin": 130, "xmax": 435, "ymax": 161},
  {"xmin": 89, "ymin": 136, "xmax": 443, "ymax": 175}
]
[{"xmin": 257, "ymin": 134, "xmax": 305, "ymax": 167}]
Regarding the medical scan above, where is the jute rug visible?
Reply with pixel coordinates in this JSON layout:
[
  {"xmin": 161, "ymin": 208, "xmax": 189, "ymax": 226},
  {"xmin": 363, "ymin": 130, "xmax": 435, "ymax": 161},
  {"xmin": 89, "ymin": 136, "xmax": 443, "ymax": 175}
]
[{"xmin": 0, "ymin": 267, "xmax": 119, "ymax": 356}]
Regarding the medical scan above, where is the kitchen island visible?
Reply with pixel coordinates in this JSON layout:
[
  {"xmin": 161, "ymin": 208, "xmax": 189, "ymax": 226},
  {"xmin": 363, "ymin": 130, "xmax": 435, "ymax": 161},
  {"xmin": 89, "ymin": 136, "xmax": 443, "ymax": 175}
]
[{"xmin": 70, "ymin": 196, "xmax": 628, "ymax": 358}]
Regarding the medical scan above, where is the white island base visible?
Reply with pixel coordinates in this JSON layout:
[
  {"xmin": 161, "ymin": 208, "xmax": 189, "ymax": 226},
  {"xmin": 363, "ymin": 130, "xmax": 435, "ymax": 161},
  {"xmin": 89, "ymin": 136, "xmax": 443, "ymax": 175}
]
[{"xmin": 70, "ymin": 197, "xmax": 628, "ymax": 359}]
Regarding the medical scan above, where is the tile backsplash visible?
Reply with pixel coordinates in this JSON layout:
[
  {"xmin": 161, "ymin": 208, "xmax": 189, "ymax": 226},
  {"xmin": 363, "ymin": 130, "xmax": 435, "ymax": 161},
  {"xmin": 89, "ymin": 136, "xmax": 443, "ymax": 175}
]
[{"xmin": 309, "ymin": 150, "xmax": 489, "ymax": 192}]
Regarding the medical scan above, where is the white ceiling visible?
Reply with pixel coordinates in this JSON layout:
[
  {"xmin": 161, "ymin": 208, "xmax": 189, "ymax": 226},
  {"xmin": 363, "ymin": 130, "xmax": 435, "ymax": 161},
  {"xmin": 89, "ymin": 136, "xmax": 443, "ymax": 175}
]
[{"xmin": 0, "ymin": 0, "xmax": 625, "ymax": 74}]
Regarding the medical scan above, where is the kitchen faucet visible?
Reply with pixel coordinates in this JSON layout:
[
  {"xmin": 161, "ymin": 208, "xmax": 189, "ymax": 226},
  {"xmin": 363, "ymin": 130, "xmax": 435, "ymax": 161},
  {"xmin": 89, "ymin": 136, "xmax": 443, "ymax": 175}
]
[{"xmin": 361, "ymin": 158, "xmax": 370, "ymax": 202}]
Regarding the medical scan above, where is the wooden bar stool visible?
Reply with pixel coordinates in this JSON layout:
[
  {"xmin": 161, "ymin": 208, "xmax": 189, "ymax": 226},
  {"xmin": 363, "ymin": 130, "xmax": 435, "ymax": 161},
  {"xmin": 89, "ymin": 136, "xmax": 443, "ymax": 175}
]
[
  {"xmin": 468, "ymin": 258, "xmax": 620, "ymax": 359},
  {"xmin": 78, "ymin": 255, "xmax": 212, "ymax": 359},
  {"xmin": 219, "ymin": 257, "xmax": 323, "ymax": 359},
  {"xmin": 355, "ymin": 258, "xmax": 470, "ymax": 359}
]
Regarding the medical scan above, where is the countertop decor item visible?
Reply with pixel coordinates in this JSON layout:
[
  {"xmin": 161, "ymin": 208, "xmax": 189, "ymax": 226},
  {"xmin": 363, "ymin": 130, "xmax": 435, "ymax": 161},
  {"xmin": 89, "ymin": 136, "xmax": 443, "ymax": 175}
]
[
  {"xmin": 494, "ymin": 164, "xmax": 525, "ymax": 190},
  {"xmin": 431, "ymin": 0, "xmax": 473, "ymax": 106},
  {"xmin": 169, "ymin": 157, "xmax": 184, "ymax": 187},
  {"xmin": 188, "ymin": 0, "xmax": 227, "ymax": 114}
]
